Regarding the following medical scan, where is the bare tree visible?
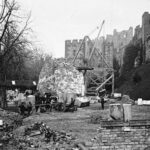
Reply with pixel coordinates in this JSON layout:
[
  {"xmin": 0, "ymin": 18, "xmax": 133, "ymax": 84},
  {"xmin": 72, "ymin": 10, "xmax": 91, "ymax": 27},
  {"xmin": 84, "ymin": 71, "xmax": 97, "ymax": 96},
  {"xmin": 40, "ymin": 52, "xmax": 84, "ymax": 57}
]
[
  {"xmin": 0, "ymin": 0, "xmax": 33, "ymax": 108},
  {"xmin": 0, "ymin": 0, "xmax": 32, "ymax": 80},
  {"xmin": 23, "ymin": 48, "xmax": 47, "ymax": 80}
]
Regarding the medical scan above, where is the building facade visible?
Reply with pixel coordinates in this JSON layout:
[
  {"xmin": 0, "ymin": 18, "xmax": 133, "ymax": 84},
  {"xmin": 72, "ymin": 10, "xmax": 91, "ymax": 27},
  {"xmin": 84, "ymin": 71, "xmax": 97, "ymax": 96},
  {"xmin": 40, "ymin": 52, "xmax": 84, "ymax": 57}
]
[{"xmin": 65, "ymin": 27, "xmax": 133, "ymax": 68}]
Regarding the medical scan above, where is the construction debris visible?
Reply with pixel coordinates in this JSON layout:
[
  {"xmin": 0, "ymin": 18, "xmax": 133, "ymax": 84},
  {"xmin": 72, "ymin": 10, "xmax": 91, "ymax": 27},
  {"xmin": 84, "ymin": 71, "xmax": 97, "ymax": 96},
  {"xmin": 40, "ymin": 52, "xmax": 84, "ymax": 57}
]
[
  {"xmin": 137, "ymin": 98, "xmax": 150, "ymax": 105},
  {"xmin": 121, "ymin": 95, "xmax": 134, "ymax": 104},
  {"xmin": 0, "ymin": 106, "xmax": 94, "ymax": 150},
  {"xmin": 0, "ymin": 108, "xmax": 24, "ymax": 150},
  {"xmin": 12, "ymin": 121, "xmax": 91, "ymax": 150},
  {"xmin": 0, "ymin": 108, "xmax": 23, "ymax": 127},
  {"xmin": 75, "ymin": 97, "xmax": 90, "ymax": 107},
  {"xmin": 38, "ymin": 58, "xmax": 84, "ymax": 95}
]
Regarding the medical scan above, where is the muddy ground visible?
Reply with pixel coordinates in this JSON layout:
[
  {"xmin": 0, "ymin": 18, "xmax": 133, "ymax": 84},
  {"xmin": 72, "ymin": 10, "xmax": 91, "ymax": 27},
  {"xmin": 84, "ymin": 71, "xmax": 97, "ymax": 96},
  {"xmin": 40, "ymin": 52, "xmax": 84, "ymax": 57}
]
[{"xmin": 1, "ymin": 103, "xmax": 150, "ymax": 150}]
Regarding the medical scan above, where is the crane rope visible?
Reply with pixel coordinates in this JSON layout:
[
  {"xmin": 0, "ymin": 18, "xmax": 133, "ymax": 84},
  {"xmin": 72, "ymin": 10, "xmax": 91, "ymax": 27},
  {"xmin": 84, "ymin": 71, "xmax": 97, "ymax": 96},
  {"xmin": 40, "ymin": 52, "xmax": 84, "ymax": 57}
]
[{"xmin": 87, "ymin": 26, "xmax": 99, "ymax": 37}]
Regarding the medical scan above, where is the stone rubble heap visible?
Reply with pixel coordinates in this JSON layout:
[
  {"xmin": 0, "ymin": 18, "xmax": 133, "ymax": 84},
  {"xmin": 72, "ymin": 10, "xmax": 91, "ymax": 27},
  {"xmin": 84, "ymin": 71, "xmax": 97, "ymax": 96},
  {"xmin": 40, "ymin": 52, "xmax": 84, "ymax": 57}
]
[
  {"xmin": 0, "ymin": 108, "xmax": 23, "ymax": 127},
  {"xmin": 0, "ymin": 109, "xmax": 23, "ymax": 149},
  {"xmin": 14, "ymin": 122, "xmax": 93, "ymax": 150},
  {"xmin": 1, "ymin": 118, "xmax": 94, "ymax": 150},
  {"xmin": 38, "ymin": 58, "xmax": 84, "ymax": 95}
]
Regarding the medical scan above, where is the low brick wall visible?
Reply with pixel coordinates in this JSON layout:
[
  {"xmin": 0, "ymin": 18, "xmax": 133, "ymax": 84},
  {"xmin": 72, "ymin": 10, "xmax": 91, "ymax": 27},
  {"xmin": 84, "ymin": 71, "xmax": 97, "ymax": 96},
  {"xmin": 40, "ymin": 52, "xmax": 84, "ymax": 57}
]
[{"xmin": 93, "ymin": 121, "xmax": 150, "ymax": 150}]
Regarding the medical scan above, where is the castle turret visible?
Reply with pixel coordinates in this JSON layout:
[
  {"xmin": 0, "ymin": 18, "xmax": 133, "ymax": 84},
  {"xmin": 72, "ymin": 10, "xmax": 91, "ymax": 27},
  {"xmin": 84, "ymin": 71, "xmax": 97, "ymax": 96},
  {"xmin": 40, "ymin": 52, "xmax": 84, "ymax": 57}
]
[{"xmin": 142, "ymin": 12, "xmax": 150, "ymax": 62}]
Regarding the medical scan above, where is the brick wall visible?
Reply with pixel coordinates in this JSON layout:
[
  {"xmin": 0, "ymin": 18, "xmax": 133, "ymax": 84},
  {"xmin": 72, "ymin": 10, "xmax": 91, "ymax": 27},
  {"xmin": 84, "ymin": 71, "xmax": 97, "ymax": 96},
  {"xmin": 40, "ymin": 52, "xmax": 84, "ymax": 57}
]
[
  {"xmin": 95, "ymin": 127, "xmax": 149, "ymax": 150},
  {"xmin": 91, "ymin": 120, "xmax": 150, "ymax": 150}
]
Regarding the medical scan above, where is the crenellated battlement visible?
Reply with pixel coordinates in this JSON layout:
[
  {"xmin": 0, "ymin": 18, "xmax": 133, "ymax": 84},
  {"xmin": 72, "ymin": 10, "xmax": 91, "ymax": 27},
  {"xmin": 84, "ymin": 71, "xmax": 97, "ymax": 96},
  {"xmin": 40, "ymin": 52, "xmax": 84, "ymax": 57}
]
[
  {"xmin": 65, "ymin": 39, "xmax": 82, "ymax": 45},
  {"xmin": 65, "ymin": 11, "xmax": 150, "ymax": 68},
  {"xmin": 65, "ymin": 27, "xmax": 134, "ymax": 66}
]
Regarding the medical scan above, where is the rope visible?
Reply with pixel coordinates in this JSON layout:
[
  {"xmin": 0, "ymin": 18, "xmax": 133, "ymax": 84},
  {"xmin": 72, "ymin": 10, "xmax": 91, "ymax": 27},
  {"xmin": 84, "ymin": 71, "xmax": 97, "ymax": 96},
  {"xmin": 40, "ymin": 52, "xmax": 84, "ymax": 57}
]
[{"xmin": 87, "ymin": 26, "xmax": 99, "ymax": 37}]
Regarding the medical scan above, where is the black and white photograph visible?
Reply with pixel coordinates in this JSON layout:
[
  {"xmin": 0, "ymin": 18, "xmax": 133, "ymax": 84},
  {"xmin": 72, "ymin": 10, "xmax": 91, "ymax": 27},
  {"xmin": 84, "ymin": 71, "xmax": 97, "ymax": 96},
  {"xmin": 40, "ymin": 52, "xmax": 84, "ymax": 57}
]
[{"xmin": 0, "ymin": 0, "xmax": 150, "ymax": 149}]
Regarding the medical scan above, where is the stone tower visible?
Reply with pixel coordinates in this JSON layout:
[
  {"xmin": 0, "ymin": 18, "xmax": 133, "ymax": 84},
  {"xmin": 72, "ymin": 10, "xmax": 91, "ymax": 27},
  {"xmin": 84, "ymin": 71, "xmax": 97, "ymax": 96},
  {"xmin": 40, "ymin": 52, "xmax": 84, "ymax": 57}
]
[
  {"xmin": 142, "ymin": 12, "xmax": 150, "ymax": 62},
  {"xmin": 65, "ymin": 37, "xmax": 93, "ymax": 66}
]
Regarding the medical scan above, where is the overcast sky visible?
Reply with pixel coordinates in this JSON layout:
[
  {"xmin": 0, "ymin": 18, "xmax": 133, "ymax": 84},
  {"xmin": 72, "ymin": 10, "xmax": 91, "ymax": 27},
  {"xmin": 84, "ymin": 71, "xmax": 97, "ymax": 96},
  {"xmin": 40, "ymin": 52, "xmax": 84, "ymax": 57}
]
[{"xmin": 19, "ymin": 0, "xmax": 150, "ymax": 58}]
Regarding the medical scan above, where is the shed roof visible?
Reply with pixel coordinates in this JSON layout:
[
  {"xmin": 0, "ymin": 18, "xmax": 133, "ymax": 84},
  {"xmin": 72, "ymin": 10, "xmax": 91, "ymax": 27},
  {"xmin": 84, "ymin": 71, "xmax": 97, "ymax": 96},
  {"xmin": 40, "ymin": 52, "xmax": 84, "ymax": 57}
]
[{"xmin": 0, "ymin": 80, "xmax": 37, "ymax": 88}]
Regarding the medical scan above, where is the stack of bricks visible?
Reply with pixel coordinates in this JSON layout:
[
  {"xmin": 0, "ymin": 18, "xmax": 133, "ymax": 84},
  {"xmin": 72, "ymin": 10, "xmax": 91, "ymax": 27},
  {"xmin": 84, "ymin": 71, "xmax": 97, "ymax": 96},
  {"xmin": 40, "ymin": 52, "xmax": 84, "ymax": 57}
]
[{"xmin": 94, "ymin": 126, "xmax": 150, "ymax": 150}]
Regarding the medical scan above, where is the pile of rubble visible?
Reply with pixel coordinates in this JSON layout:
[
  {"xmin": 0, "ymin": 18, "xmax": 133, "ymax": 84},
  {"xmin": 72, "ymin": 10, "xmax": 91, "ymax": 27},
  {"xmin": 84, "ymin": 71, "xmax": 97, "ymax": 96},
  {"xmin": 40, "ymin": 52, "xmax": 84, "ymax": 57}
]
[
  {"xmin": 38, "ymin": 58, "xmax": 84, "ymax": 95},
  {"xmin": 0, "ymin": 108, "xmax": 23, "ymax": 126},
  {"xmin": 0, "ymin": 117, "xmax": 93, "ymax": 150},
  {"xmin": 90, "ymin": 110, "xmax": 110, "ymax": 124},
  {"xmin": 13, "ymin": 122, "xmax": 93, "ymax": 150},
  {"xmin": 0, "ymin": 108, "xmax": 23, "ymax": 149},
  {"xmin": 120, "ymin": 95, "xmax": 135, "ymax": 104}
]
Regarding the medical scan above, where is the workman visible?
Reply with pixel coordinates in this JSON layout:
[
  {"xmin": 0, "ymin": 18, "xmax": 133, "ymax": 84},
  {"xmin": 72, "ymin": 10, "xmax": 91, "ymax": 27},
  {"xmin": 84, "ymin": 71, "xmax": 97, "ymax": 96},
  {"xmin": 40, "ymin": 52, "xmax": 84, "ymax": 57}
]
[
  {"xmin": 35, "ymin": 91, "xmax": 41, "ymax": 112},
  {"xmin": 18, "ymin": 92, "xmax": 33, "ymax": 116},
  {"xmin": 18, "ymin": 102, "xmax": 26, "ymax": 115},
  {"xmin": 101, "ymin": 96, "xmax": 105, "ymax": 110},
  {"xmin": 27, "ymin": 101, "xmax": 33, "ymax": 115},
  {"xmin": 98, "ymin": 89, "xmax": 106, "ymax": 110},
  {"xmin": 18, "ymin": 101, "xmax": 32, "ymax": 116}
]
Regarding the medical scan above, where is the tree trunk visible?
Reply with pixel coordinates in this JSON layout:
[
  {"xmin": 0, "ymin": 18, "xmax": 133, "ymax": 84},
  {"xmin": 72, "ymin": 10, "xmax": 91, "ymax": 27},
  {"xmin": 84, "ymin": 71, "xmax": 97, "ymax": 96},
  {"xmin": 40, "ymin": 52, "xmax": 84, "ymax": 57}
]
[{"xmin": 1, "ymin": 87, "xmax": 7, "ymax": 108}]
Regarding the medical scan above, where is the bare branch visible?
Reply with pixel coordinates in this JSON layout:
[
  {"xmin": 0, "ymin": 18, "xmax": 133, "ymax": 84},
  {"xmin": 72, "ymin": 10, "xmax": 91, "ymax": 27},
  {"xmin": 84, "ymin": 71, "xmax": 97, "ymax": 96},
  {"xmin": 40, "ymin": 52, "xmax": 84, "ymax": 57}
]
[
  {"xmin": 0, "ymin": 0, "xmax": 6, "ymax": 20},
  {"xmin": 0, "ymin": 1, "xmax": 16, "ymax": 41},
  {"xmin": 9, "ymin": 13, "xmax": 31, "ymax": 48},
  {"xmin": 0, "ymin": 0, "xmax": 41, "ymax": 81}
]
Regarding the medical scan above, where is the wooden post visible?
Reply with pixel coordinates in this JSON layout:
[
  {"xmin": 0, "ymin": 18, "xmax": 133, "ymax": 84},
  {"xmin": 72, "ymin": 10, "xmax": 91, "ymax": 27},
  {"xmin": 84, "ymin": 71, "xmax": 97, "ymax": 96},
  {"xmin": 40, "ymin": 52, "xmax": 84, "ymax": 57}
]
[
  {"xmin": 0, "ymin": 88, "xmax": 2, "ymax": 108},
  {"xmin": 112, "ymin": 72, "xmax": 114, "ymax": 95},
  {"xmin": 123, "ymin": 104, "xmax": 132, "ymax": 122},
  {"xmin": 112, "ymin": 40, "xmax": 115, "ymax": 95},
  {"xmin": 83, "ymin": 70, "xmax": 87, "ymax": 96},
  {"xmin": 1, "ymin": 87, "xmax": 6, "ymax": 108}
]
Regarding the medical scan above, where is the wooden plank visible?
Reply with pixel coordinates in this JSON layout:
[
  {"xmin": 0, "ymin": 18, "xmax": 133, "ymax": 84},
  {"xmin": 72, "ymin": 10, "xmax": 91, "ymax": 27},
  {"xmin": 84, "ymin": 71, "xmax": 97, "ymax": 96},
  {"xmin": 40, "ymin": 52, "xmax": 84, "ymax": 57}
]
[
  {"xmin": 87, "ymin": 75, "xmax": 99, "ymax": 86},
  {"xmin": 35, "ymin": 104, "xmax": 51, "ymax": 107},
  {"xmin": 96, "ymin": 74, "xmax": 113, "ymax": 91},
  {"xmin": 72, "ymin": 37, "xmax": 85, "ymax": 65},
  {"xmin": 89, "ymin": 20, "xmax": 105, "ymax": 61}
]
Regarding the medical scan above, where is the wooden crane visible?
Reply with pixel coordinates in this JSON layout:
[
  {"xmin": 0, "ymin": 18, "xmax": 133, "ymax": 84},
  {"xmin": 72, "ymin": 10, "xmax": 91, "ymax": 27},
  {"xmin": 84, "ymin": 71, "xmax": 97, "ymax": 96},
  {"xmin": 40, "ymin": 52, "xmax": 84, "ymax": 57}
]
[{"xmin": 72, "ymin": 20, "xmax": 114, "ymax": 96}]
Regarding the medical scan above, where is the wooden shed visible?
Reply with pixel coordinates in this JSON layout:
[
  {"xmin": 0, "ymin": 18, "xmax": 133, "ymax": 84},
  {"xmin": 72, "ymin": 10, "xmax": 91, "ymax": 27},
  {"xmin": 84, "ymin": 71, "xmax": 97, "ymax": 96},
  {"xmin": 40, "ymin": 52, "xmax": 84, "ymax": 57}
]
[{"xmin": 0, "ymin": 80, "xmax": 37, "ymax": 108}]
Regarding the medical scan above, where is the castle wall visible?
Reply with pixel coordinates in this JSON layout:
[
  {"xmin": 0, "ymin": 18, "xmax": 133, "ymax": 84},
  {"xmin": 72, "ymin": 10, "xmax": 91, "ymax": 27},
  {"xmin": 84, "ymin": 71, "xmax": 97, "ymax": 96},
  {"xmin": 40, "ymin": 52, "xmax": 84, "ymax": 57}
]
[
  {"xmin": 65, "ymin": 39, "xmax": 82, "ymax": 59},
  {"xmin": 113, "ymin": 27, "xmax": 133, "ymax": 50},
  {"xmin": 112, "ymin": 27, "xmax": 133, "ymax": 66},
  {"xmin": 64, "ymin": 11, "xmax": 150, "ymax": 75},
  {"xmin": 134, "ymin": 25, "xmax": 142, "ymax": 41},
  {"xmin": 65, "ymin": 27, "xmax": 133, "ymax": 68},
  {"xmin": 142, "ymin": 12, "xmax": 150, "ymax": 62},
  {"xmin": 65, "ymin": 37, "xmax": 94, "ymax": 67}
]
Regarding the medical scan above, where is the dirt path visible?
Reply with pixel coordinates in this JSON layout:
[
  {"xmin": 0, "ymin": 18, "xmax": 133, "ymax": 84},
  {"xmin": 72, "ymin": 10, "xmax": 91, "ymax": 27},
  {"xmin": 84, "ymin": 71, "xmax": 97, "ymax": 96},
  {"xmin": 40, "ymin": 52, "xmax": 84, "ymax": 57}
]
[
  {"xmin": 2, "ymin": 103, "xmax": 150, "ymax": 149},
  {"xmin": 23, "ymin": 106, "xmax": 105, "ymax": 142},
  {"xmin": 22, "ymin": 104, "xmax": 150, "ymax": 142}
]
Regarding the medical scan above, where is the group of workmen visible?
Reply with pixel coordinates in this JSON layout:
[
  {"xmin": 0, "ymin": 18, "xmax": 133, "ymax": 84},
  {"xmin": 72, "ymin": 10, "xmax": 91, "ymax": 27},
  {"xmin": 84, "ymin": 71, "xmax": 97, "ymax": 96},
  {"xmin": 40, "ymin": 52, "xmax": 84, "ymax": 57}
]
[
  {"xmin": 18, "ymin": 88, "xmax": 107, "ymax": 116},
  {"xmin": 35, "ymin": 92, "xmax": 77, "ymax": 113},
  {"xmin": 18, "ymin": 91, "xmax": 33, "ymax": 116},
  {"xmin": 18, "ymin": 91, "xmax": 76, "ymax": 116},
  {"xmin": 18, "ymin": 91, "xmax": 57, "ymax": 116},
  {"xmin": 34, "ymin": 92, "xmax": 58, "ymax": 113}
]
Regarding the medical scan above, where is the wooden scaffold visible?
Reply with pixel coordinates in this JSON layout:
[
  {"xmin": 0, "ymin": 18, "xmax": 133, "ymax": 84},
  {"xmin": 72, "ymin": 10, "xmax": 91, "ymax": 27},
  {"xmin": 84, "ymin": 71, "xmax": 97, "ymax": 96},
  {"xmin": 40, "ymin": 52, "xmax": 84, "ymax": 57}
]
[{"xmin": 72, "ymin": 20, "xmax": 115, "ymax": 96}]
